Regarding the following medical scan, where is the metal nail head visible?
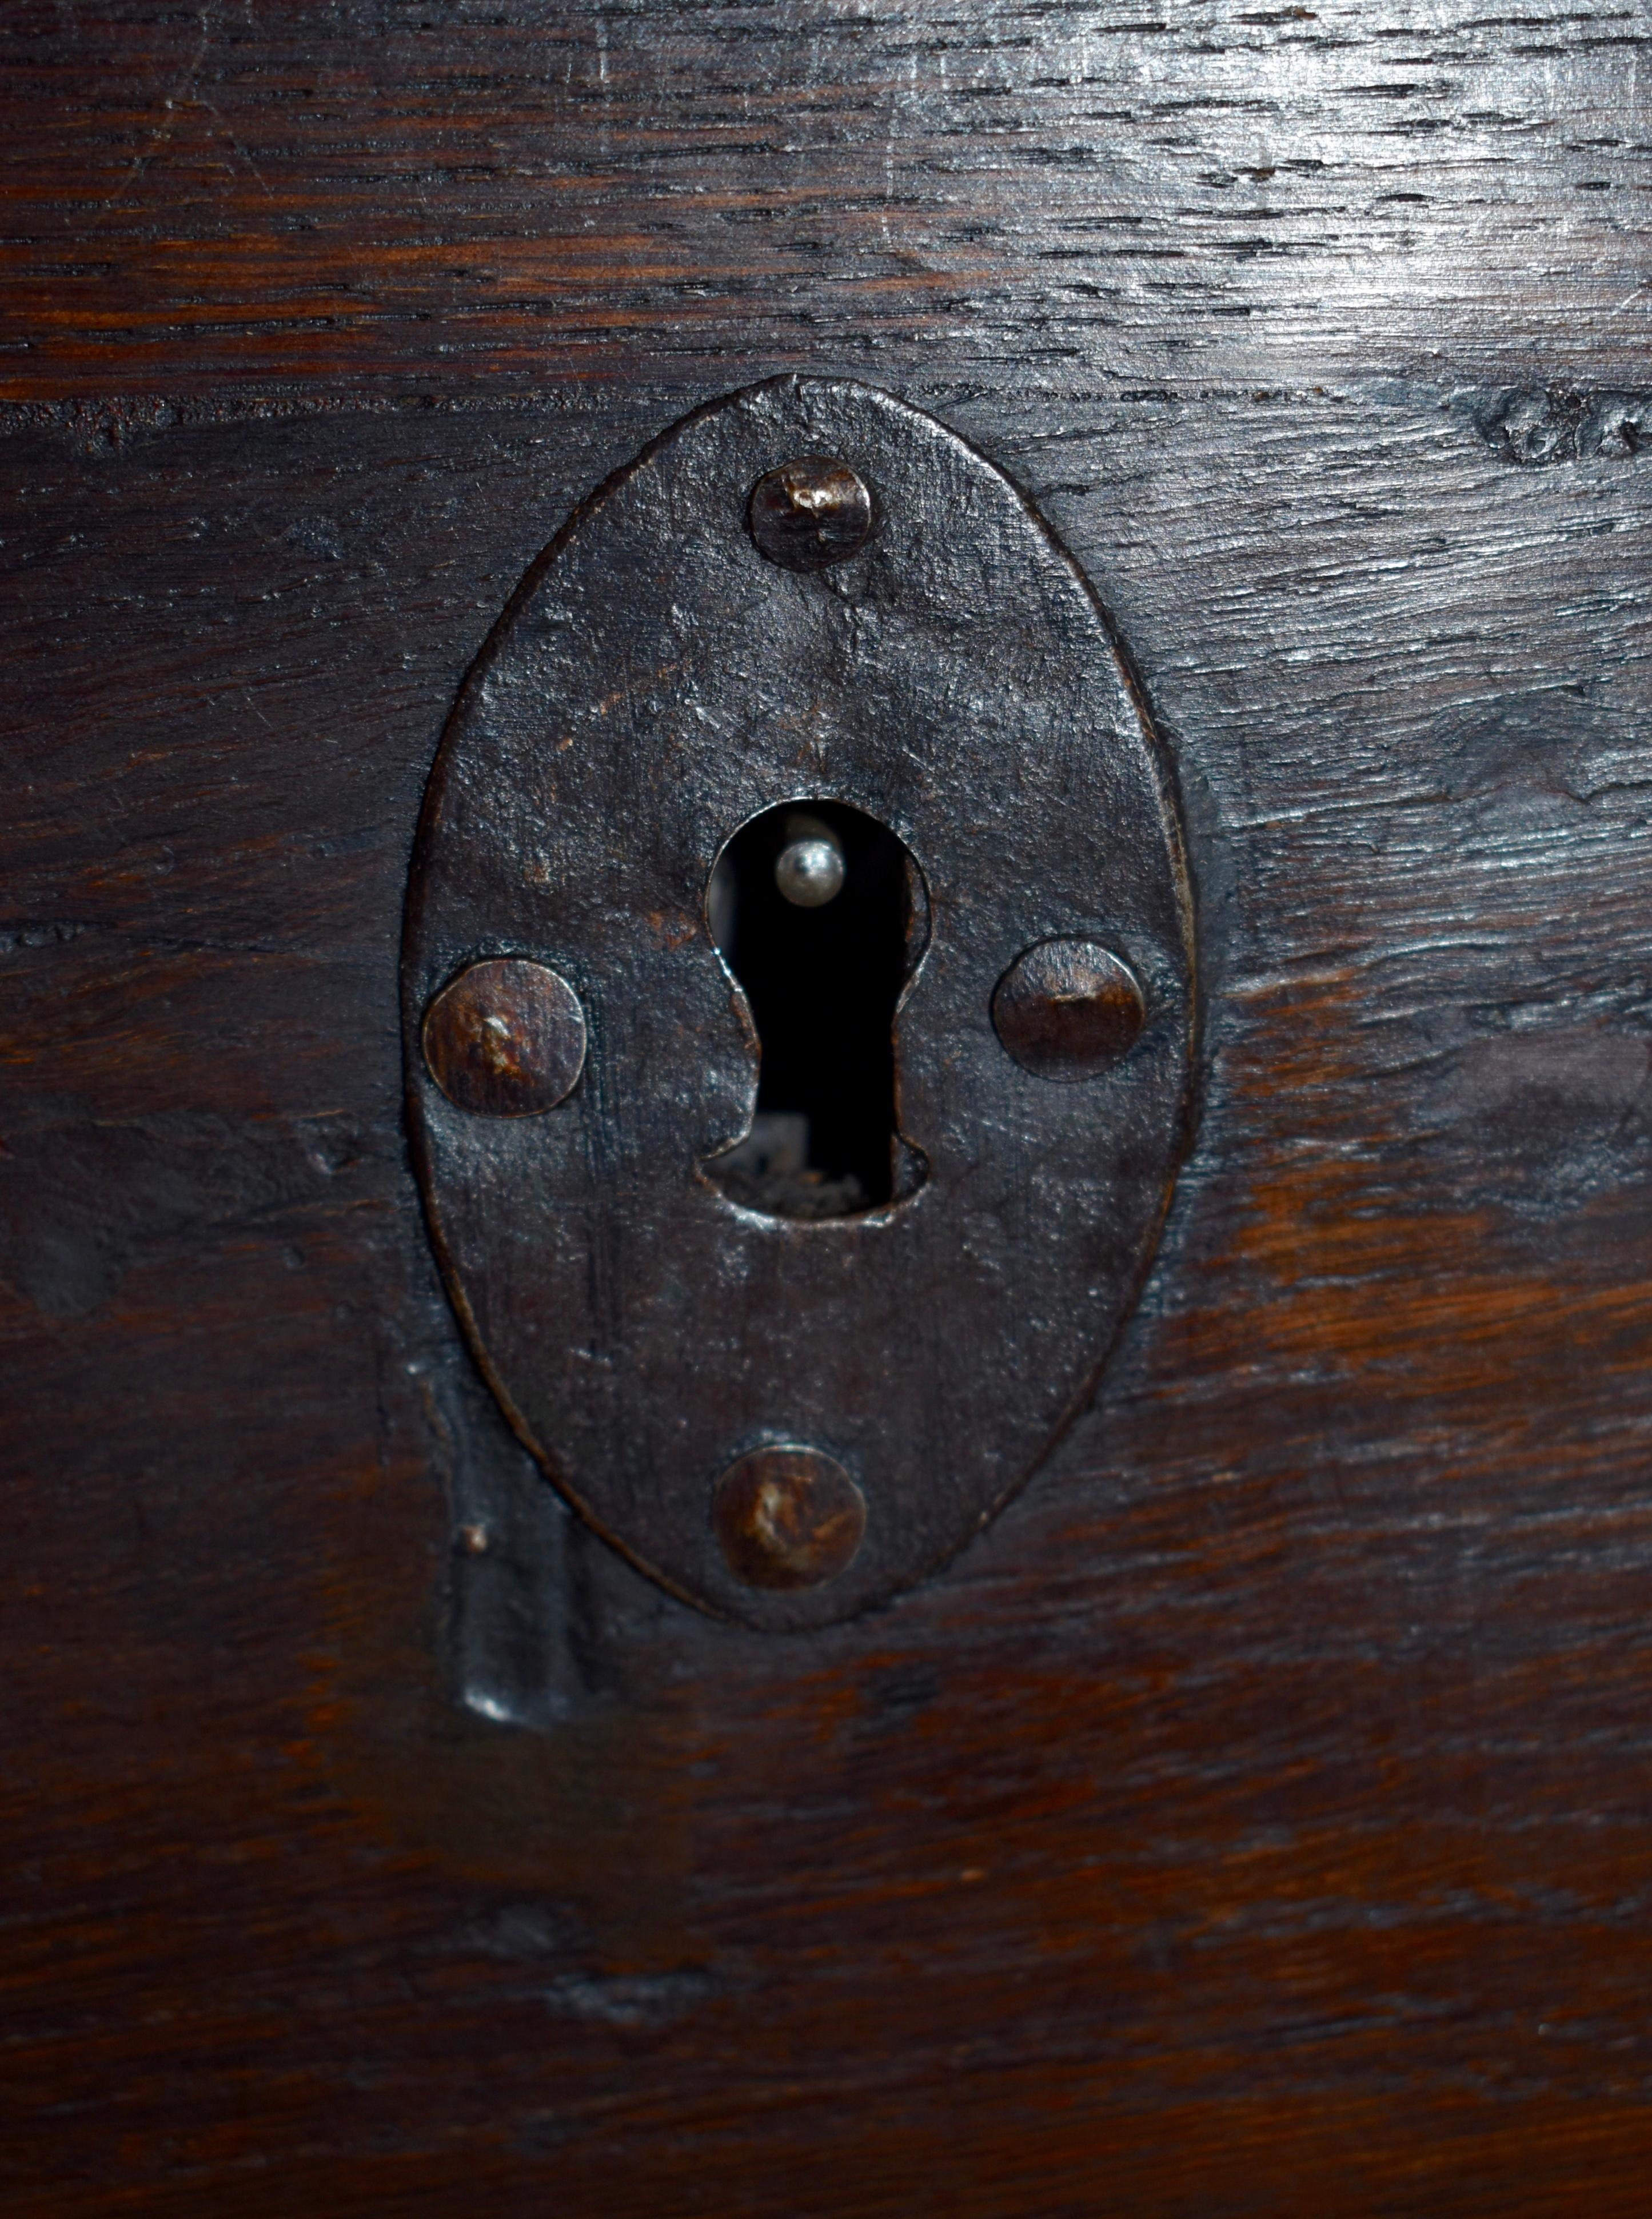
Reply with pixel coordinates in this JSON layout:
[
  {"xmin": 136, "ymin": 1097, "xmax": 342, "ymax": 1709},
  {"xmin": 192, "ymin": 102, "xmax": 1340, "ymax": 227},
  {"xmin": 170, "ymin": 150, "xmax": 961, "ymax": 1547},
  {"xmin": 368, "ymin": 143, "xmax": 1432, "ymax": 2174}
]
[
  {"xmin": 748, "ymin": 456, "xmax": 875, "ymax": 572},
  {"xmin": 421, "ymin": 957, "xmax": 587, "ymax": 1117},
  {"xmin": 713, "ymin": 1445, "xmax": 866, "ymax": 1589},
  {"xmin": 992, "ymin": 938, "xmax": 1147, "ymax": 1080}
]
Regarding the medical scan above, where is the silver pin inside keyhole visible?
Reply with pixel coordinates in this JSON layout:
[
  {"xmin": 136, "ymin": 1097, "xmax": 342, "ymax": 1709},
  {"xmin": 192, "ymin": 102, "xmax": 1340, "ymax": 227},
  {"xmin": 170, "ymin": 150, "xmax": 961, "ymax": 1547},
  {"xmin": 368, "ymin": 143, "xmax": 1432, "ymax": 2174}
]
[{"xmin": 774, "ymin": 814, "xmax": 846, "ymax": 908}]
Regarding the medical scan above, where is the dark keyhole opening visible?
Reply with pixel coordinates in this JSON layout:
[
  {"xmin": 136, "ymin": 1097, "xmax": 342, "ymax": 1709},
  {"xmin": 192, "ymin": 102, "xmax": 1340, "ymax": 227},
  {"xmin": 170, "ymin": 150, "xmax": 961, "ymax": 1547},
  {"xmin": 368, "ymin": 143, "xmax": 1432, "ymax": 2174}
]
[{"xmin": 703, "ymin": 799, "xmax": 928, "ymax": 1220}]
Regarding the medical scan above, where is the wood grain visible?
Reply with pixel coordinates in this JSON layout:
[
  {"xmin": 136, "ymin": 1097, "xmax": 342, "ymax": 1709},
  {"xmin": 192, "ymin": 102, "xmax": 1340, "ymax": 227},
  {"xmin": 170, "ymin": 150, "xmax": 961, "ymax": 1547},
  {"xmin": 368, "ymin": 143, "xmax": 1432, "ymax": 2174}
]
[
  {"xmin": 2, "ymin": 1, "xmax": 1649, "ymax": 396},
  {"xmin": 3, "ymin": 3, "xmax": 1651, "ymax": 2211}
]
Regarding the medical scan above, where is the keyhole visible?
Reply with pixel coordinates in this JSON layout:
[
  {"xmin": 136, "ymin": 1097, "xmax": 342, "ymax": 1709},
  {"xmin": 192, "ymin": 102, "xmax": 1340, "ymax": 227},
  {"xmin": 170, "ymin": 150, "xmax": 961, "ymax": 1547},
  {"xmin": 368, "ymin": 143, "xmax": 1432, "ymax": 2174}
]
[{"xmin": 703, "ymin": 799, "xmax": 929, "ymax": 1220}]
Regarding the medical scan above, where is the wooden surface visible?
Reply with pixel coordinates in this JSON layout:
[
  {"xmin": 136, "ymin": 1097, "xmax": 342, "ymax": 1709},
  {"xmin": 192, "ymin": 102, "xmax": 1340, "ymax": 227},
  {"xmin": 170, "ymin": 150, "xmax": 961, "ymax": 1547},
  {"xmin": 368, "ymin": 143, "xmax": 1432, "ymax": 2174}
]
[{"xmin": 3, "ymin": 4, "xmax": 1651, "ymax": 2212}]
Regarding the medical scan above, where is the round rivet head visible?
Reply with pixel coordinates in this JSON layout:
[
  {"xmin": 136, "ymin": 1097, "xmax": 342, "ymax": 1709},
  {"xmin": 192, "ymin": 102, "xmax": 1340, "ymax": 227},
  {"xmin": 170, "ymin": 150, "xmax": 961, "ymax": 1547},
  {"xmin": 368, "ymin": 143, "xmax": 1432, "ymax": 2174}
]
[
  {"xmin": 748, "ymin": 456, "xmax": 875, "ymax": 571},
  {"xmin": 713, "ymin": 1445, "xmax": 866, "ymax": 1590},
  {"xmin": 421, "ymin": 957, "xmax": 586, "ymax": 1117},
  {"xmin": 992, "ymin": 938, "xmax": 1147, "ymax": 1081}
]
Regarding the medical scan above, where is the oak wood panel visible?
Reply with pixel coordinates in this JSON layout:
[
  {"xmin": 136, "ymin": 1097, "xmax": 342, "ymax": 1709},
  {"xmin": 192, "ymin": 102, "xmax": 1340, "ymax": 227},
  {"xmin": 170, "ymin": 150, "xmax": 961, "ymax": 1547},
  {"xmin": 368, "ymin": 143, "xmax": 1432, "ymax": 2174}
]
[
  {"xmin": 1, "ymin": 1, "xmax": 1649, "ymax": 396},
  {"xmin": 3, "ymin": 4, "xmax": 1652, "ymax": 2213}
]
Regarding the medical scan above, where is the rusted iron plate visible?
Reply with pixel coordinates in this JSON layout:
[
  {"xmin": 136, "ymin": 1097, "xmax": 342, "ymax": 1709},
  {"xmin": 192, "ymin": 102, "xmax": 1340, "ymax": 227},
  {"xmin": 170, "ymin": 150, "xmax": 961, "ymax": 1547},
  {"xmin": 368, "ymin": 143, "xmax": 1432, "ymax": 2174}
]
[{"xmin": 404, "ymin": 376, "xmax": 1194, "ymax": 1629}]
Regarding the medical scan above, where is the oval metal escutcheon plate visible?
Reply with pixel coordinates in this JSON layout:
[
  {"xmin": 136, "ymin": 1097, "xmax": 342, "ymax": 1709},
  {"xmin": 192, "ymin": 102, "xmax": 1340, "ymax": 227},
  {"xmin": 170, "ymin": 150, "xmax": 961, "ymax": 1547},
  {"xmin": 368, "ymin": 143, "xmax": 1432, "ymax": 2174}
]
[{"xmin": 404, "ymin": 376, "xmax": 1195, "ymax": 1631}]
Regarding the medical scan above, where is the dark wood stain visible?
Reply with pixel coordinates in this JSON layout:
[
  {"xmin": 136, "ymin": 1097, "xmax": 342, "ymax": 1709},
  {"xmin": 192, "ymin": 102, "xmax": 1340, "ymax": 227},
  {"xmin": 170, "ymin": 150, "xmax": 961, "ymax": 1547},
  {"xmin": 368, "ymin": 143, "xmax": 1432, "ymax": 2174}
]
[{"xmin": 2, "ymin": 3, "xmax": 1651, "ymax": 2212}]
